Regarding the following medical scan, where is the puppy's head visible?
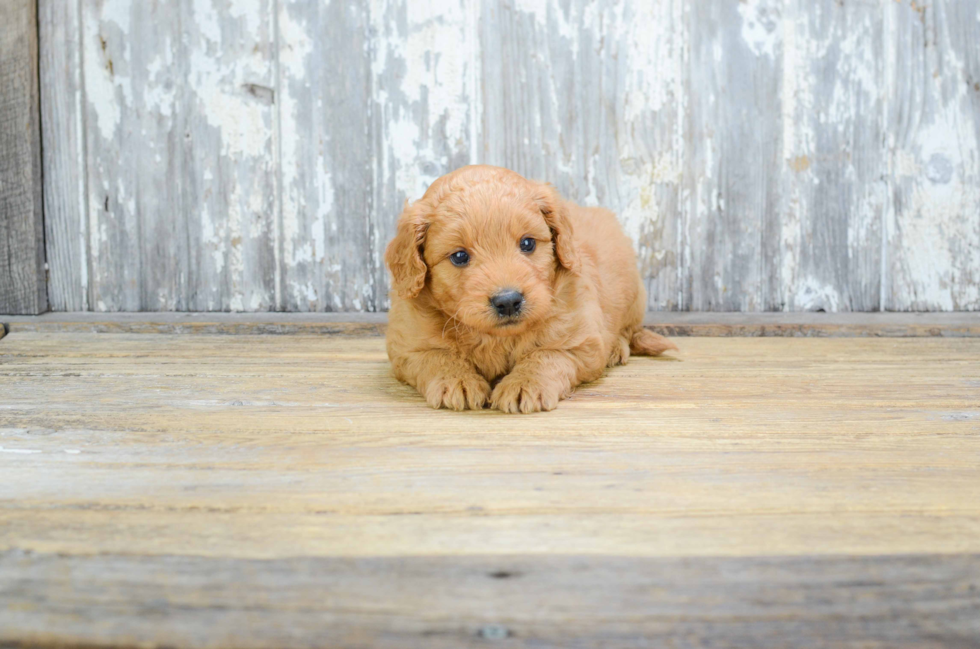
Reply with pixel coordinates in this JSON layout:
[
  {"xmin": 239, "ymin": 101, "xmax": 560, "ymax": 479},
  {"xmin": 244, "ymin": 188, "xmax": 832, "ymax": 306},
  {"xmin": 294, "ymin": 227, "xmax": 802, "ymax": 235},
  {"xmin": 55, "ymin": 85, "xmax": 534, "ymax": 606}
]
[{"xmin": 385, "ymin": 166, "xmax": 576, "ymax": 336}]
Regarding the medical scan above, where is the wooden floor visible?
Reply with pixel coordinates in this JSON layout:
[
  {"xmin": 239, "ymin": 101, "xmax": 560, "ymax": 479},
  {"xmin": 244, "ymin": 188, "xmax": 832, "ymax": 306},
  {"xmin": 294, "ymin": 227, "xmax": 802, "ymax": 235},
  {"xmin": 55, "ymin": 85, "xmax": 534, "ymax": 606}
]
[{"xmin": 1, "ymin": 330, "xmax": 979, "ymax": 647}]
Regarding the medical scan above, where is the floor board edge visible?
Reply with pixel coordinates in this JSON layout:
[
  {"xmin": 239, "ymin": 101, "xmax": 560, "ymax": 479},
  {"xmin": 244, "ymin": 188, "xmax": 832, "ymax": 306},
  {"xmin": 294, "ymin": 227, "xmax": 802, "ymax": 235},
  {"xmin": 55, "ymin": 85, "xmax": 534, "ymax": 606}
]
[{"xmin": 2, "ymin": 312, "xmax": 979, "ymax": 337}]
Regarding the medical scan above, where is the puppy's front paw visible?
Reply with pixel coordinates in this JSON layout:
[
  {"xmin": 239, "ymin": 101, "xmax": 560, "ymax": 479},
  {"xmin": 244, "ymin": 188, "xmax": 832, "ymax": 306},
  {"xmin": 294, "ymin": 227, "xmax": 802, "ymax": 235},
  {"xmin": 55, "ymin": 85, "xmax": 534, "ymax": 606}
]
[
  {"xmin": 423, "ymin": 374, "xmax": 491, "ymax": 411},
  {"xmin": 491, "ymin": 375, "xmax": 565, "ymax": 414}
]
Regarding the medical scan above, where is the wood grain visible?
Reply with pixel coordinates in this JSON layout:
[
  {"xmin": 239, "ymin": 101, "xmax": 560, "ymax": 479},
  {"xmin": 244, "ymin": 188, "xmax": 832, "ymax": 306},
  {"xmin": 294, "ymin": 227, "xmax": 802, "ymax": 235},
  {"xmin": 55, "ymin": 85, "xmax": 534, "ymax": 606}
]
[
  {"xmin": 0, "ymin": 0, "xmax": 46, "ymax": 316},
  {"xmin": 884, "ymin": 0, "xmax": 980, "ymax": 311},
  {"xmin": 178, "ymin": 0, "xmax": 278, "ymax": 312},
  {"xmin": 59, "ymin": 0, "xmax": 279, "ymax": 311},
  {"xmin": 277, "ymin": 0, "xmax": 375, "ymax": 312},
  {"xmin": 1, "ymin": 332, "xmax": 979, "ymax": 646},
  {"xmin": 684, "ymin": 0, "xmax": 778, "ymax": 311},
  {"xmin": 38, "ymin": 0, "xmax": 87, "ymax": 312},
  {"xmin": 3, "ymin": 552, "xmax": 978, "ymax": 648},
  {"xmin": 777, "ymin": 0, "xmax": 886, "ymax": 312}
]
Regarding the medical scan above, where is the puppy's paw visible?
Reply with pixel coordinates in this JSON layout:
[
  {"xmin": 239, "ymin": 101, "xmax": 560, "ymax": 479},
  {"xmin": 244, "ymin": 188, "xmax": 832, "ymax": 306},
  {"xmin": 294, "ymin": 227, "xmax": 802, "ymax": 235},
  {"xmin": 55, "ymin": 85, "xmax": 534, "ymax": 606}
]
[
  {"xmin": 423, "ymin": 374, "xmax": 491, "ymax": 411},
  {"xmin": 491, "ymin": 375, "xmax": 565, "ymax": 414},
  {"xmin": 607, "ymin": 337, "xmax": 631, "ymax": 367}
]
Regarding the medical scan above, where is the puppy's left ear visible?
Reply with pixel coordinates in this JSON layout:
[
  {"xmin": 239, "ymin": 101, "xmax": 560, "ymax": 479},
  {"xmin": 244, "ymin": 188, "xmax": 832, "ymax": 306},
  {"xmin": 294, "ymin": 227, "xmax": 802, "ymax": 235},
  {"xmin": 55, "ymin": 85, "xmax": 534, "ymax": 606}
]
[{"xmin": 533, "ymin": 184, "xmax": 577, "ymax": 272}]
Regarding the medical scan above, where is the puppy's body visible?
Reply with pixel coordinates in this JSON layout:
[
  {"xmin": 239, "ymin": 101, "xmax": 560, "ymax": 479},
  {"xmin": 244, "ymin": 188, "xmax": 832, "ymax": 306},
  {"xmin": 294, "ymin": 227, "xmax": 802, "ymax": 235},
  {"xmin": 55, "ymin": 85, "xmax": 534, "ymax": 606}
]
[{"xmin": 385, "ymin": 165, "xmax": 675, "ymax": 413}]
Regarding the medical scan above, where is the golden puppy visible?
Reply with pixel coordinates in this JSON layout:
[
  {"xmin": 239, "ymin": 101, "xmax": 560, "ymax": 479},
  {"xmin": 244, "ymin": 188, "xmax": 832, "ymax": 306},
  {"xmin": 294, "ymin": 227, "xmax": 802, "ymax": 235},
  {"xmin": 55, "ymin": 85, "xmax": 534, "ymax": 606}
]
[{"xmin": 385, "ymin": 165, "xmax": 676, "ymax": 413}]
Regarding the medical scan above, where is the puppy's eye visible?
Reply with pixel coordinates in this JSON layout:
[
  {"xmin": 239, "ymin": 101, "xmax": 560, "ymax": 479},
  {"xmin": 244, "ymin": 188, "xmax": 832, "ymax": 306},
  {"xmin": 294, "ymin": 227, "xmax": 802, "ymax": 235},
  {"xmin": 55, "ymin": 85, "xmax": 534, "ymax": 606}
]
[
  {"xmin": 450, "ymin": 250, "xmax": 470, "ymax": 267},
  {"xmin": 520, "ymin": 237, "xmax": 536, "ymax": 253}
]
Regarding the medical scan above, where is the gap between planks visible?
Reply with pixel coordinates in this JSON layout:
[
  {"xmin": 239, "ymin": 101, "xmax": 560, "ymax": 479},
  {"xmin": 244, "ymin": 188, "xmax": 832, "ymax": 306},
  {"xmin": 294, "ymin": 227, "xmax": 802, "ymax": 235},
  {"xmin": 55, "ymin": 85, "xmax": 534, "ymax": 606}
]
[{"xmin": 1, "ymin": 311, "xmax": 979, "ymax": 338}]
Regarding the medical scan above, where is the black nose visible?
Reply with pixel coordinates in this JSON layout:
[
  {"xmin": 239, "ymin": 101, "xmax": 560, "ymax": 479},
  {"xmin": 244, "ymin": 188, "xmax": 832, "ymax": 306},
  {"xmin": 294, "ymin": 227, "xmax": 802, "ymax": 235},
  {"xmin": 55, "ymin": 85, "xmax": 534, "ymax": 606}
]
[{"xmin": 491, "ymin": 290, "xmax": 524, "ymax": 318}]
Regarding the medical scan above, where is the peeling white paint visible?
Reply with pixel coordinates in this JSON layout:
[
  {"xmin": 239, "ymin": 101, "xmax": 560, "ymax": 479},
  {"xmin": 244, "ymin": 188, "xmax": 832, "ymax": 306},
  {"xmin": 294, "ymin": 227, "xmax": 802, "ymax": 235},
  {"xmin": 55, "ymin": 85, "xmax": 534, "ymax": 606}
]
[
  {"xmin": 780, "ymin": 2, "xmax": 802, "ymax": 163},
  {"xmin": 82, "ymin": 1, "xmax": 130, "ymax": 142},
  {"xmin": 738, "ymin": 0, "xmax": 781, "ymax": 60},
  {"xmin": 511, "ymin": 0, "xmax": 580, "ymax": 58},
  {"xmin": 141, "ymin": 46, "xmax": 176, "ymax": 119},
  {"xmin": 371, "ymin": 0, "xmax": 474, "ymax": 202},
  {"xmin": 186, "ymin": 5, "xmax": 271, "ymax": 158},
  {"xmin": 277, "ymin": 3, "xmax": 316, "ymax": 285},
  {"xmin": 613, "ymin": 0, "xmax": 684, "ymax": 287},
  {"xmin": 895, "ymin": 100, "xmax": 980, "ymax": 309},
  {"xmin": 795, "ymin": 278, "xmax": 842, "ymax": 313},
  {"xmin": 44, "ymin": 0, "xmax": 980, "ymax": 313},
  {"xmin": 465, "ymin": 0, "xmax": 482, "ymax": 166},
  {"xmin": 622, "ymin": 1, "xmax": 679, "ymax": 120}
]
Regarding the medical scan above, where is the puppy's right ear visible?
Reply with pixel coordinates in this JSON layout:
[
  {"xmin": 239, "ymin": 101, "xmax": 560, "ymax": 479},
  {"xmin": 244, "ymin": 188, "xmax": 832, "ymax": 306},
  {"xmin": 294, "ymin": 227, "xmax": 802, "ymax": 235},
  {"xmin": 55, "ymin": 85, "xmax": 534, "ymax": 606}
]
[{"xmin": 385, "ymin": 200, "xmax": 430, "ymax": 299}]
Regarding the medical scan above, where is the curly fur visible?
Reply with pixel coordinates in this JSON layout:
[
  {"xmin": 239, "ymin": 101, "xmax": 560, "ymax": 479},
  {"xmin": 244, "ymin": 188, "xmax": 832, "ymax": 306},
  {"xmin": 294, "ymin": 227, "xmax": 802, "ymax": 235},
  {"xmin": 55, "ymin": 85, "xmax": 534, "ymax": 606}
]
[{"xmin": 384, "ymin": 165, "xmax": 677, "ymax": 413}]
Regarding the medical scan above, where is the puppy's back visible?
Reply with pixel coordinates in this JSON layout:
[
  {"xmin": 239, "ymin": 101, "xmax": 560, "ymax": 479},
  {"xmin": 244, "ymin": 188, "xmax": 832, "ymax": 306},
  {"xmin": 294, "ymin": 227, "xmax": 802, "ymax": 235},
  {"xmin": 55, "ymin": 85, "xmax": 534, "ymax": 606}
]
[{"xmin": 566, "ymin": 203, "xmax": 643, "ymax": 329}]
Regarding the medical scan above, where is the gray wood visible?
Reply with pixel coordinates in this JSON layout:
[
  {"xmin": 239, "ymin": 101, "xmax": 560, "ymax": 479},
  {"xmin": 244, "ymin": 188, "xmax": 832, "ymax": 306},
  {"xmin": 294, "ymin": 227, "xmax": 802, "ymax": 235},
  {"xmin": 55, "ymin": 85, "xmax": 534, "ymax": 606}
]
[
  {"xmin": 78, "ymin": 0, "xmax": 181, "ymax": 310},
  {"xmin": 775, "ymin": 0, "xmax": 886, "ymax": 312},
  {"xmin": 276, "ymin": 0, "xmax": 380, "ymax": 312},
  {"xmin": 175, "ymin": 0, "xmax": 278, "ymax": 312},
  {"xmin": 38, "ymin": 0, "xmax": 87, "ymax": 311},
  {"xmin": 884, "ymin": 0, "xmax": 980, "ymax": 310},
  {"xmin": 2, "ymin": 550, "xmax": 978, "ymax": 648},
  {"xmin": 0, "ymin": 0, "xmax": 47, "ymax": 315},
  {"xmin": 3, "ymin": 311, "xmax": 979, "ymax": 338},
  {"xmin": 38, "ymin": 0, "xmax": 980, "ymax": 313},
  {"xmin": 62, "ymin": 0, "xmax": 278, "ymax": 312},
  {"xmin": 683, "ymin": 0, "xmax": 782, "ymax": 311}
]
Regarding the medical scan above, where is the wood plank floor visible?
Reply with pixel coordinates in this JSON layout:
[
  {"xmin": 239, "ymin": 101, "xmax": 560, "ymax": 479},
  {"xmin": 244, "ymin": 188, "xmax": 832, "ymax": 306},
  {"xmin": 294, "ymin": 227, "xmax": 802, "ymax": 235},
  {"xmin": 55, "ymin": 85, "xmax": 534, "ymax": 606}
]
[{"xmin": 1, "ymin": 331, "xmax": 979, "ymax": 647}]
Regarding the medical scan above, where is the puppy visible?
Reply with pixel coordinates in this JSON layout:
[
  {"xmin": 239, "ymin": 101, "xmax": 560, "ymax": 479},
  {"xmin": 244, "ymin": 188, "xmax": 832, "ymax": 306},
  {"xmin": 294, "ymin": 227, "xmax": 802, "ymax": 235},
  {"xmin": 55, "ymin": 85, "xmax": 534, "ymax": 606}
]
[{"xmin": 384, "ymin": 165, "xmax": 676, "ymax": 413}]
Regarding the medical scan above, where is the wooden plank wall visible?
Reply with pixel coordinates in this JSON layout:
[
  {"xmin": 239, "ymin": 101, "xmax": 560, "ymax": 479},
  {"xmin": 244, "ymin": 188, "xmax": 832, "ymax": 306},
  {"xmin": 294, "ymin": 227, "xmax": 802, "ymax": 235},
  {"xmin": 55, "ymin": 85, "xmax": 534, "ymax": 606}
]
[
  {"xmin": 0, "ymin": 0, "xmax": 46, "ymax": 315},
  {"xmin": 38, "ymin": 0, "xmax": 980, "ymax": 313}
]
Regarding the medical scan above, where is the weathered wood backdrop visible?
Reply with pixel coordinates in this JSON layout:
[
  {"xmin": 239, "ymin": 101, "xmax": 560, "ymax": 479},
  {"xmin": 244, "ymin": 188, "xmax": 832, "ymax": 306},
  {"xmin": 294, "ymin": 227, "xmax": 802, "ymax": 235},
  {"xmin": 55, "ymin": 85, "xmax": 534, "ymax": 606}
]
[
  {"xmin": 1, "ymin": 0, "xmax": 46, "ymax": 315},
  {"xmin": 39, "ymin": 0, "xmax": 980, "ymax": 312}
]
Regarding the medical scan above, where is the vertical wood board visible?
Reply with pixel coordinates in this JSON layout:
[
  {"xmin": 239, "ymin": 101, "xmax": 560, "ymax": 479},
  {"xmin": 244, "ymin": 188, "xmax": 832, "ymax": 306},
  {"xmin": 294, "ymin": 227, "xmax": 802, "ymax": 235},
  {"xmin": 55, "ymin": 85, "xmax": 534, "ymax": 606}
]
[
  {"xmin": 39, "ymin": 0, "xmax": 87, "ymax": 311},
  {"xmin": 1, "ymin": 0, "xmax": 47, "ymax": 315},
  {"xmin": 884, "ymin": 0, "xmax": 980, "ymax": 311}
]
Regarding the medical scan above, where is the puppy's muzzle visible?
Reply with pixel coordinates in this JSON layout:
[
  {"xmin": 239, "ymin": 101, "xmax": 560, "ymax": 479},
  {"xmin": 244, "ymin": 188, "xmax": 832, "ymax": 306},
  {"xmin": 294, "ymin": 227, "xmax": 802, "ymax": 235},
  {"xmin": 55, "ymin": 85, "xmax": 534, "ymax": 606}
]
[{"xmin": 490, "ymin": 290, "xmax": 524, "ymax": 319}]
